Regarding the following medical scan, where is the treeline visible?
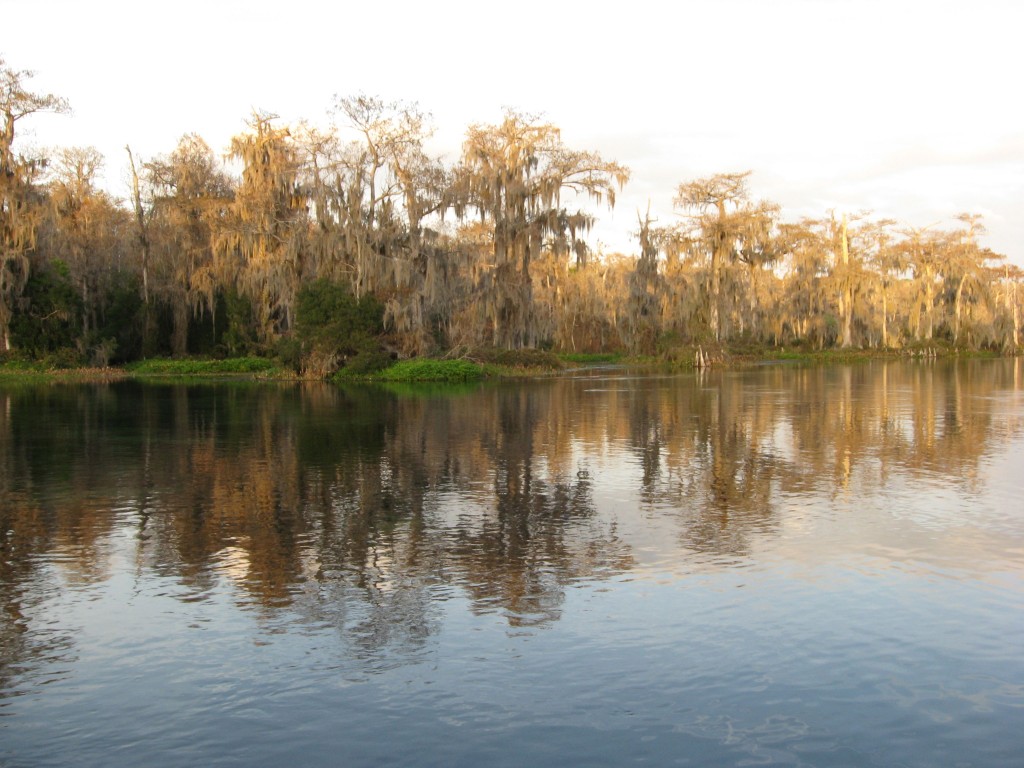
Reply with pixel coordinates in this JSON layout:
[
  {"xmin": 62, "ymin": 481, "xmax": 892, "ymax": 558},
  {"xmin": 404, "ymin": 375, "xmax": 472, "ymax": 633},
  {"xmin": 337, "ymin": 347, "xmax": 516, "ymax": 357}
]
[{"xmin": 2, "ymin": 58, "xmax": 1021, "ymax": 374}]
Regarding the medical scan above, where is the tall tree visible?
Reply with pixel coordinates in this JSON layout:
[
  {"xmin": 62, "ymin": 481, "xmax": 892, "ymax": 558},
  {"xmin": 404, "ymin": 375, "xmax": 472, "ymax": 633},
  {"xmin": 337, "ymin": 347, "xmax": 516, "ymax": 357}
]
[
  {"xmin": 125, "ymin": 145, "xmax": 151, "ymax": 305},
  {"xmin": 145, "ymin": 134, "xmax": 234, "ymax": 355},
  {"xmin": 994, "ymin": 263, "xmax": 1022, "ymax": 350},
  {"xmin": 47, "ymin": 146, "xmax": 106, "ymax": 337},
  {"xmin": 777, "ymin": 219, "xmax": 831, "ymax": 347},
  {"xmin": 451, "ymin": 111, "xmax": 628, "ymax": 349},
  {"xmin": 901, "ymin": 225, "xmax": 943, "ymax": 342},
  {"xmin": 624, "ymin": 211, "xmax": 663, "ymax": 354},
  {"xmin": 673, "ymin": 172, "xmax": 776, "ymax": 342},
  {"xmin": 946, "ymin": 214, "xmax": 1000, "ymax": 345},
  {"xmin": 214, "ymin": 113, "xmax": 306, "ymax": 343},
  {"xmin": 0, "ymin": 57, "xmax": 69, "ymax": 351},
  {"xmin": 332, "ymin": 96, "xmax": 451, "ymax": 353},
  {"xmin": 831, "ymin": 212, "xmax": 856, "ymax": 348},
  {"xmin": 861, "ymin": 218, "xmax": 900, "ymax": 348},
  {"xmin": 41, "ymin": 146, "xmax": 136, "ymax": 363}
]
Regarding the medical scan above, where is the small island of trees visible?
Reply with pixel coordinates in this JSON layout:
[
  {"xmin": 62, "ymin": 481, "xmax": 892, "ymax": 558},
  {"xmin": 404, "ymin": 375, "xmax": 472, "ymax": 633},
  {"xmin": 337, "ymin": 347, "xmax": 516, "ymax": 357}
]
[{"xmin": 2, "ymin": 57, "xmax": 1020, "ymax": 377}]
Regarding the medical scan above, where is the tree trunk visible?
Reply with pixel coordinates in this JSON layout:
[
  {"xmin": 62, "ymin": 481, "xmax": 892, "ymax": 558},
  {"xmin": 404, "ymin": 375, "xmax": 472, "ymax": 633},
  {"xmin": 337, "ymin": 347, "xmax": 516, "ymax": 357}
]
[
  {"xmin": 881, "ymin": 284, "xmax": 889, "ymax": 348},
  {"xmin": 125, "ymin": 146, "xmax": 150, "ymax": 305},
  {"xmin": 171, "ymin": 302, "xmax": 189, "ymax": 357},
  {"xmin": 710, "ymin": 204, "xmax": 726, "ymax": 342},
  {"xmin": 839, "ymin": 214, "xmax": 853, "ymax": 348},
  {"xmin": 954, "ymin": 273, "xmax": 967, "ymax": 343}
]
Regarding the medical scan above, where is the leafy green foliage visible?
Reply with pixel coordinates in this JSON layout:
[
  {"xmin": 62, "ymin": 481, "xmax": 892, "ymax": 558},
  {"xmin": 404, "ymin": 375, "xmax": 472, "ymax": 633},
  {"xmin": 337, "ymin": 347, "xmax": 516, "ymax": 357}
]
[
  {"xmin": 293, "ymin": 279, "xmax": 384, "ymax": 375},
  {"xmin": 218, "ymin": 289, "xmax": 258, "ymax": 358},
  {"xmin": 92, "ymin": 269, "xmax": 144, "ymax": 364},
  {"xmin": 9, "ymin": 260, "xmax": 82, "ymax": 354}
]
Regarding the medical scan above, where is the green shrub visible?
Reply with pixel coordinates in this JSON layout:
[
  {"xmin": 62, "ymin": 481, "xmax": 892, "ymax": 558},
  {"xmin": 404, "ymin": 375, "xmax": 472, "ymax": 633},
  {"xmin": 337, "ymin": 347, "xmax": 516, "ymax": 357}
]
[
  {"xmin": 94, "ymin": 270, "xmax": 144, "ymax": 363},
  {"xmin": 295, "ymin": 279, "xmax": 384, "ymax": 376},
  {"xmin": 275, "ymin": 335, "xmax": 304, "ymax": 373},
  {"xmin": 9, "ymin": 260, "xmax": 82, "ymax": 354},
  {"xmin": 217, "ymin": 290, "xmax": 257, "ymax": 358},
  {"xmin": 41, "ymin": 347, "xmax": 83, "ymax": 370}
]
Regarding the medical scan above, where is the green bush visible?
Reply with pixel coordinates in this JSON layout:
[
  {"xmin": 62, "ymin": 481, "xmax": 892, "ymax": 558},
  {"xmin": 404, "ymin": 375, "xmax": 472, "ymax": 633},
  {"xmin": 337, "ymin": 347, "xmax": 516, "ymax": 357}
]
[
  {"xmin": 295, "ymin": 279, "xmax": 384, "ymax": 376},
  {"xmin": 41, "ymin": 347, "xmax": 83, "ymax": 370},
  {"xmin": 275, "ymin": 335, "xmax": 304, "ymax": 373},
  {"xmin": 94, "ymin": 270, "xmax": 144, "ymax": 363},
  {"xmin": 217, "ymin": 290, "xmax": 257, "ymax": 358},
  {"xmin": 9, "ymin": 260, "xmax": 82, "ymax": 354}
]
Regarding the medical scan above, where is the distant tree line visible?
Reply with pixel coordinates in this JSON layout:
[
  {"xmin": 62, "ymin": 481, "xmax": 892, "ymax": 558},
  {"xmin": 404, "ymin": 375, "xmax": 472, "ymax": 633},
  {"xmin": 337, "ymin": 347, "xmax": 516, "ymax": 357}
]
[{"xmin": 2, "ymin": 57, "xmax": 1020, "ymax": 373}]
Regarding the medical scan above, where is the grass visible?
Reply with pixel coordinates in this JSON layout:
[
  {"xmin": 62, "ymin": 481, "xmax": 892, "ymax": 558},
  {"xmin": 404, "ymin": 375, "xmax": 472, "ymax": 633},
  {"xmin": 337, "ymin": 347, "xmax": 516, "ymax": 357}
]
[
  {"xmin": 373, "ymin": 359, "xmax": 485, "ymax": 382},
  {"xmin": 0, "ymin": 357, "xmax": 128, "ymax": 382},
  {"xmin": 125, "ymin": 357, "xmax": 283, "ymax": 377},
  {"xmin": 558, "ymin": 351, "xmax": 623, "ymax": 365},
  {"xmin": 3, "ymin": 343, "xmax": 1011, "ymax": 386}
]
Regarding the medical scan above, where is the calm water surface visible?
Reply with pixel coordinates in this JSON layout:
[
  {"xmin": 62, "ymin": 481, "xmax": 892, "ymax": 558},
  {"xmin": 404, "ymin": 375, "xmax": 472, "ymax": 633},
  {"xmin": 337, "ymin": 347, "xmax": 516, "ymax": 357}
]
[{"xmin": 1, "ymin": 360, "xmax": 1022, "ymax": 767}]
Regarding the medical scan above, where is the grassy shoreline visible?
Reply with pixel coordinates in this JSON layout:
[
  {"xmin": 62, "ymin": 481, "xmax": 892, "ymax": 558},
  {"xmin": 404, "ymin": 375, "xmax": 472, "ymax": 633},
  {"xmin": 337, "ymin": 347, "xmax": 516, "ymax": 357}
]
[{"xmin": 0, "ymin": 345, "xmax": 1011, "ymax": 384}]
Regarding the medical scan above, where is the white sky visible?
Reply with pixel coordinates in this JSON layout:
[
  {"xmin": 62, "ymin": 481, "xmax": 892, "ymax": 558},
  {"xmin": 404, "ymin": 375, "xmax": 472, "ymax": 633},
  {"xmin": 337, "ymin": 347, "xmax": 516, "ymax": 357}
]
[{"xmin": 4, "ymin": 0, "xmax": 1023, "ymax": 264}]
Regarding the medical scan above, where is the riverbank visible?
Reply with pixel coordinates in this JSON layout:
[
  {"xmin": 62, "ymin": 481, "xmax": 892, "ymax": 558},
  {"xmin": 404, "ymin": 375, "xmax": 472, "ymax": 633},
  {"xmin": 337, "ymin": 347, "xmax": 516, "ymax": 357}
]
[{"xmin": 0, "ymin": 344, "xmax": 1011, "ymax": 384}]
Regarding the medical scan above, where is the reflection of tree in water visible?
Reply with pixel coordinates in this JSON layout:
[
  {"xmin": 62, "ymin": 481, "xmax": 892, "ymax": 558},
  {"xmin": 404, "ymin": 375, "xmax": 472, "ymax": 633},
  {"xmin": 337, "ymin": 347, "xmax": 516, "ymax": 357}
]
[
  {"xmin": 474, "ymin": 387, "xmax": 635, "ymax": 624},
  {"xmin": 621, "ymin": 374, "xmax": 783, "ymax": 558},
  {"xmin": 303, "ymin": 385, "xmax": 632, "ymax": 637},
  {"xmin": 0, "ymin": 386, "xmax": 121, "ymax": 697},
  {"xmin": 1, "ymin": 360, "xmax": 1021, "ymax": 679},
  {"xmin": 623, "ymin": 360, "xmax": 1022, "ymax": 559},
  {"xmin": 781, "ymin": 360, "xmax": 1019, "ymax": 496}
]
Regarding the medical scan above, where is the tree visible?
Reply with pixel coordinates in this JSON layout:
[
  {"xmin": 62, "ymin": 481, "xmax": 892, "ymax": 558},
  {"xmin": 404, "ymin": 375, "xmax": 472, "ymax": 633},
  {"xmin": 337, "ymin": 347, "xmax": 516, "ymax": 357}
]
[
  {"xmin": 0, "ymin": 57, "xmax": 69, "ymax": 351},
  {"xmin": 47, "ymin": 147, "xmax": 104, "ymax": 334},
  {"xmin": 145, "ymin": 134, "xmax": 233, "ymax": 355},
  {"xmin": 777, "ymin": 219, "xmax": 832, "ymax": 347},
  {"xmin": 330, "ymin": 96, "xmax": 451, "ymax": 353},
  {"xmin": 673, "ymin": 172, "xmax": 777, "ymax": 342},
  {"xmin": 214, "ymin": 113, "xmax": 306, "ymax": 344},
  {"xmin": 8, "ymin": 258, "xmax": 81, "ymax": 353},
  {"xmin": 43, "ymin": 146, "xmax": 136, "ymax": 363},
  {"xmin": 994, "ymin": 263, "xmax": 1022, "ymax": 350},
  {"xmin": 451, "ymin": 111, "xmax": 628, "ymax": 349},
  {"xmin": 861, "ymin": 218, "xmax": 900, "ymax": 348},
  {"xmin": 830, "ymin": 212, "xmax": 856, "ymax": 348},
  {"xmin": 901, "ymin": 225, "xmax": 943, "ymax": 342},
  {"xmin": 946, "ymin": 214, "xmax": 1000, "ymax": 345},
  {"xmin": 624, "ymin": 211, "xmax": 663, "ymax": 354},
  {"xmin": 292, "ymin": 278, "xmax": 384, "ymax": 376}
]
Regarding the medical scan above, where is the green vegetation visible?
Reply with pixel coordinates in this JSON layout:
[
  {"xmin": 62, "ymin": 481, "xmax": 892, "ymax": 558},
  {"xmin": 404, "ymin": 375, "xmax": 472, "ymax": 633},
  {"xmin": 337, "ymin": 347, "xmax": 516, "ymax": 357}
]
[
  {"xmin": 466, "ymin": 347, "xmax": 565, "ymax": 371},
  {"xmin": 125, "ymin": 357, "xmax": 282, "ymax": 376},
  {"xmin": 287, "ymin": 279, "xmax": 385, "ymax": 377},
  {"xmin": 372, "ymin": 359, "xmax": 485, "ymax": 383},
  {"xmin": 559, "ymin": 352, "xmax": 623, "ymax": 365}
]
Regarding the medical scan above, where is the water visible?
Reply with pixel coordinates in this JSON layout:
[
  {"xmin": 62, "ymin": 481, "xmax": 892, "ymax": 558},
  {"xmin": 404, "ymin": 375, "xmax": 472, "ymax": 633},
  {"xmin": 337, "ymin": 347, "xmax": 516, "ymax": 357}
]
[{"xmin": 1, "ymin": 360, "xmax": 1022, "ymax": 767}]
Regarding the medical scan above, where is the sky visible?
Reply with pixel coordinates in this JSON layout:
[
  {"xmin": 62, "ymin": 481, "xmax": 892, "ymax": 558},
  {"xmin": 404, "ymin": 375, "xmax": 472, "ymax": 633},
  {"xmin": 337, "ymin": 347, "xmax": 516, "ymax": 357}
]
[{"xmin": 4, "ymin": 0, "xmax": 1023, "ymax": 264}]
